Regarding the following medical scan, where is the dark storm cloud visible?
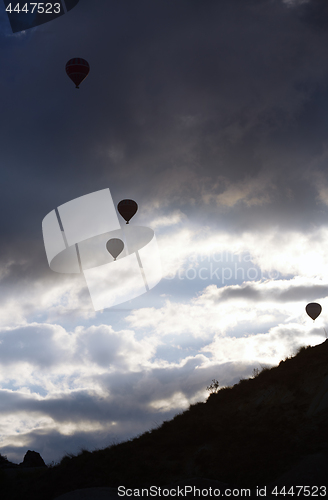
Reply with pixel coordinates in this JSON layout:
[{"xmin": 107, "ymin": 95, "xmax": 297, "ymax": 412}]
[
  {"xmin": 0, "ymin": 354, "xmax": 257, "ymax": 464},
  {"xmin": 0, "ymin": 356, "xmax": 233, "ymax": 423},
  {"xmin": 1, "ymin": 0, "xmax": 328, "ymax": 266},
  {"xmin": 95, "ymin": 356, "xmax": 209, "ymax": 403},
  {"xmin": 298, "ymin": 0, "xmax": 328, "ymax": 30}
]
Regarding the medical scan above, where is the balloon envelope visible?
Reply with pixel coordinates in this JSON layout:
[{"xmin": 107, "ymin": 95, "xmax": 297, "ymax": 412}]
[
  {"xmin": 305, "ymin": 303, "xmax": 322, "ymax": 321},
  {"xmin": 106, "ymin": 238, "xmax": 124, "ymax": 260},
  {"xmin": 117, "ymin": 199, "xmax": 138, "ymax": 224},
  {"xmin": 66, "ymin": 58, "xmax": 90, "ymax": 88}
]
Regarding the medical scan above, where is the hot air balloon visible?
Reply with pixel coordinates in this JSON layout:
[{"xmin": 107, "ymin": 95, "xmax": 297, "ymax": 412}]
[
  {"xmin": 65, "ymin": 58, "xmax": 90, "ymax": 88},
  {"xmin": 117, "ymin": 199, "xmax": 138, "ymax": 224},
  {"xmin": 106, "ymin": 238, "xmax": 124, "ymax": 261},
  {"xmin": 306, "ymin": 303, "xmax": 322, "ymax": 321}
]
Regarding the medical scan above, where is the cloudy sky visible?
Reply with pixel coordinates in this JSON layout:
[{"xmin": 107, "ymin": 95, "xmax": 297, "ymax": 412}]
[{"xmin": 0, "ymin": 0, "xmax": 328, "ymax": 464}]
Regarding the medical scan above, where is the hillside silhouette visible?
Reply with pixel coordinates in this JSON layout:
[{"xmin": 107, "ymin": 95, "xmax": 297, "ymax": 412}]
[{"xmin": 1, "ymin": 341, "xmax": 328, "ymax": 498}]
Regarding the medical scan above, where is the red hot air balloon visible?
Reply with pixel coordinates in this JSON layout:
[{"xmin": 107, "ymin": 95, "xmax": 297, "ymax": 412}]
[
  {"xmin": 117, "ymin": 200, "xmax": 138, "ymax": 224},
  {"xmin": 65, "ymin": 58, "xmax": 90, "ymax": 89},
  {"xmin": 306, "ymin": 303, "xmax": 322, "ymax": 321}
]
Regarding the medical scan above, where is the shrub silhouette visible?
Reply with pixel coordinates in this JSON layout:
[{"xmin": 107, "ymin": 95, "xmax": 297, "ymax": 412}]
[{"xmin": 206, "ymin": 379, "xmax": 220, "ymax": 393}]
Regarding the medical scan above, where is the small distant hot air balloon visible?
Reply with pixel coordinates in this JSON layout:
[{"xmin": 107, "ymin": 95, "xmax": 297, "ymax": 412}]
[
  {"xmin": 65, "ymin": 58, "xmax": 90, "ymax": 89},
  {"xmin": 117, "ymin": 199, "xmax": 138, "ymax": 224},
  {"xmin": 306, "ymin": 303, "xmax": 322, "ymax": 321},
  {"xmin": 106, "ymin": 238, "xmax": 124, "ymax": 261}
]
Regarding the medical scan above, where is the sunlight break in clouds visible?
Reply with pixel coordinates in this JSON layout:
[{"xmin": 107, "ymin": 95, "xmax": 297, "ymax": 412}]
[
  {"xmin": 204, "ymin": 323, "xmax": 324, "ymax": 368},
  {"xmin": 126, "ymin": 277, "xmax": 328, "ymax": 341},
  {"xmin": 156, "ymin": 222, "xmax": 328, "ymax": 282},
  {"xmin": 201, "ymin": 173, "xmax": 276, "ymax": 208},
  {"xmin": 3, "ymin": 219, "xmax": 328, "ymax": 334},
  {"xmin": 0, "ymin": 259, "xmax": 95, "ymax": 328},
  {"xmin": 148, "ymin": 210, "xmax": 187, "ymax": 230}
]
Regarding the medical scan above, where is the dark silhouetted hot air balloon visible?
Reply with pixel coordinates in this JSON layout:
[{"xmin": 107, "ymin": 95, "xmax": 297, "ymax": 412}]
[
  {"xmin": 106, "ymin": 238, "xmax": 124, "ymax": 261},
  {"xmin": 65, "ymin": 58, "xmax": 90, "ymax": 88},
  {"xmin": 117, "ymin": 200, "xmax": 138, "ymax": 224},
  {"xmin": 306, "ymin": 303, "xmax": 322, "ymax": 321}
]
